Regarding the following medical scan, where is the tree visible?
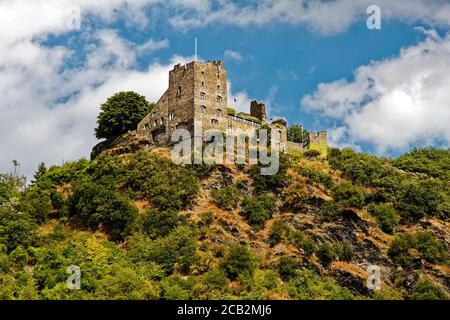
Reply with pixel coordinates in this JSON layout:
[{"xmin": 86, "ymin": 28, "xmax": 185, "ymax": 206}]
[
  {"xmin": 95, "ymin": 91, "xmax": 153, "ymax": 140},
  {"xmin": 368, "ymin": 204, "xmax": 399, "ymax": 234},
  {"xmin": 220, "ymin": 245, "xmax": 257, "ymax": 280},
  {"xmin": 287, "ymin": 124, "xmax": 303, "ymax": 143},
  {"xmin": 410, "ymin": 280, "xmax": 449, "ymax": 300}
]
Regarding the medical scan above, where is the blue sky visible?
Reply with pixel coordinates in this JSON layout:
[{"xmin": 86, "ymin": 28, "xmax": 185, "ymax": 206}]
[{"xmin": 1, "ymin": 0, "xmax": 450, "ymax": 177}]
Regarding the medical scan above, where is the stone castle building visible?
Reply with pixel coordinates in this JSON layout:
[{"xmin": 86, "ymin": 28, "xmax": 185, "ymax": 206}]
[
  {"xmin": 136, "ymin": 60, "xmax": 288, "ymax": 150},
  {"xmin": 92, "ymin": 60, "xmax": 328, "ymax": 160}
]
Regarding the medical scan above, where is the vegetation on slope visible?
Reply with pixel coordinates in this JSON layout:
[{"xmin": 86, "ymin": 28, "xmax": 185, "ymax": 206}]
[{"xmin": 0, "ymin": 145, "xmax": 448, "ymax": 300}]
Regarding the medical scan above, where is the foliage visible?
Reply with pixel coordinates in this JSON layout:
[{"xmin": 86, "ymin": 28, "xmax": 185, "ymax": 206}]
[
  {"xmin": 241, "ymin": 194, "xmax": 277, "ymax": 227},
  {"xmin": 212, "ymin": 185, "xmax": 241, "ymax": 210},
  {"xmin": 393, "ymin": 147, "xmax": 450, "ymax": 180},
  {"xmin": 67, "ymin": 179, "xmax": 138, "ymax": 241},
  {"xmin": 220, "ymin": 245, "xmax": 257, "ymax": 280},
  {"xmin": 410, "ymin": 280, "xmax": 449, "ymax": 300},
  {"xmin": 297, "ymin": 166, "xmax": 333, "ymax": 189},
  {"xmin": 268, "ymin": 220, "xmax": 291, "ymax": 247},
  {"xmin": 138, "ymin": 209, "xmax": 187, "ymax": 240},
  {"xmin": 95, "ymin": 91, "xmax": 153, "ymax": 140},
  {"xmin": 249, "ymin": 154, "xmax": 289, "ymax": 194},
  {"xmin": 287, "ymin": 124, "xmax": 303, "ymax": 143},
  {"xmin": 368, "ymin": 204, "xmax": 399, "ymax": 234},
  {"xmin": 388, "ymin": 232, "xmax": 448, "ymax": 269},
  {"xmin": 331, "ymin": 182, "xmax": 366, "ymax": 209},
  {"xmin": 278, "ymin": 256, "xmax": 298, "ymax": 281}
]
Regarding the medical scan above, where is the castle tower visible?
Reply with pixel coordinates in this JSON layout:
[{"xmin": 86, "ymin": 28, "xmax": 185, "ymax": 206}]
[{"xmin": 250, "ymin": 100, "xmax": 267, "ymax": 122}]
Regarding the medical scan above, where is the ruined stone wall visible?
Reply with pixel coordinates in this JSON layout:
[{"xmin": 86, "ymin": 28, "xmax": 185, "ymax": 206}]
[
  {"xmin": 308, "ymin": 131, "xmax": 328, "ymax": 158},
  {"xmin": 250, "ymin": 100, "xmax": 267, "ymax": 122}
]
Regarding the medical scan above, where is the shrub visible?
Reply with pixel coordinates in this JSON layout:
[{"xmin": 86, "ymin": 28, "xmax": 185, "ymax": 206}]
[
  {"xmin": 388, "ymin": 233, "xmax": 417, "ymax": 269},
  {"xmin": 368, "ymin": 204, "xmax": 399, "ymax": 234},
  {"xmin": 148, "ymin": 226, "xmax": 197, "ymax": 274},
  {"xmin": 249, "ymin": 154, "xmax": 289, "ymax": 194},
  {"xmin": 139, "ymin": 209, "xmax": 187, "ymax": 240},
  {"xmin": 396, "ymin": 179, "xmax": 448, "ymax": 220},
  {"xmin": 67, "ymin": 179, "xmax": 137, "ymax": 241},
  {"xmin": 317, "ymin": 243, "xmax": 336, "ymax": 267},
  {"xmin": 415, "ymin": 232, "xmax": 448, "ymax": 264},
  {"xmin": 331, "ymin": 182, "xmax": 366, "ymax": 209},
  {"xmin": 278, "ymin": 256, "xmax": 299, "ymax": 281},
  {"xmin": 298, "ymin": 167, "xmax": 333, "ymax": 189},
  {"xmin": 410, "ymin": 280, "xmax": 449, "ymax": 300},
  {"xmin": 200, "ymin": 211, "xmax": 214, "ymax": 226},
  {"xmin": 241, "ymin": 194, "xmax": 277, "ymax": 227},
  {"xmin": 303, "ymin": 149, "xmax": 321, "ymax": 160},
  {"xmin": 220, "ymin": 245, "xmax": 257, "ymax": 280},
  {"xmin": 212, "ymin": 185, "xmax": 241, "ymax": 210},
  {"xmin": 268, "ymin": 220, "xmax": 291, "ymax": 247}
]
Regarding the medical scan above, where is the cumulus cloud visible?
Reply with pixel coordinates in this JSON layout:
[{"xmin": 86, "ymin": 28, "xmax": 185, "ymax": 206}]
[
  {"xmin": 169, "ymin": 0, "xmax": 450, "ymax": 34},
  {"xmin": 301, "ymin": 30, "xmax": 450, "ymax": 153}
]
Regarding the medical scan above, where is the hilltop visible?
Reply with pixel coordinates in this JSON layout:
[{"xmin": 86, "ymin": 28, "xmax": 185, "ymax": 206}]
[{"xmin": 0, "ymin": 146, "xmax": 449, "ymax": 300}]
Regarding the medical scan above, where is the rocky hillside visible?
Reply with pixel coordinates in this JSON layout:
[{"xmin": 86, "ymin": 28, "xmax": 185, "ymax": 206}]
[{"xmin": 0, "ymin": 146, "xmax": 448, "ymax": 300}]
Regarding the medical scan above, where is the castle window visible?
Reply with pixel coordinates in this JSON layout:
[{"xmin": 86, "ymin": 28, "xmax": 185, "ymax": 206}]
[
  {"xmin": 217, "ymin": 85, "xmax": 220, "ymax": 91},
  {"xmin": 216, "ymin": 95, "xmax": 222, "ymax": 103},
  {"xmin": 154, "ymin": 120, "xmax": 158, "ymax": 126},
  {"xmin": 200, "ymin": 92, "xmax": 206, "ymax": 100},
  {"xmin": 200, "ymin": 105, "xmax": 207, "ymax": 113},
  {"xmin": 176, "ymin": 86, "xmax": 181, "ymax": 98},
  {"xmin": 169, "ymin": 113, "xmax": 173, "ymax": 121},
  {"xmin": 201, "ymin": 81, "xmax": 204, "ymax": 87},
  {"xmin": 152, "ymin": 111, "xmax": 157, "ymax": 118},
  {"xmin": 216, "ymin": 109, "xmax": 222, "ymax": 117},
  {"xmin": 211, "ymin": 119, "xmax": 219, "ymax": 125}
]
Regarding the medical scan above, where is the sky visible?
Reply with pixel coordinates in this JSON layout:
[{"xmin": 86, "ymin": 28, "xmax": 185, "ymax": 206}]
[{"xmin": 1, "ymin": 0, "xmax": 450, "ymax": 178}]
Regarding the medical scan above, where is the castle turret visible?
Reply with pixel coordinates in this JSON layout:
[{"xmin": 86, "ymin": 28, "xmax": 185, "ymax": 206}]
[{"xmin": 250, "ymin": 100, "xmax": 266, "ymax": 123}]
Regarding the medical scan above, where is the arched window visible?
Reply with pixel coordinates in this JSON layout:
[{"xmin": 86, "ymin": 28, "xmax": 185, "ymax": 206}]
[
  {"xmin": 217, "ymin": 85, "xmax": 220, "ymax": 91},
  {"xmin": 211, "ymin": 119, "xmax": 219, "ymax": 125},
  {"xmin": 216, "ymin": 95, "xmax": 222, "ymax": 103},
  {"xmin": 200, "ymin": 92, "xmax": 206, "ymax": 100},
  {"xmin": 169, "ymin": 113, "xmax": 174, "ymax": 121},
  {"xmin": 216, "ymin": 109, "xmax": 222, "ymax": 117},
  {"xmin": 176, "ymin": 86, "xmax": 181, "ymax": 97},
  {"xmin": 200, "ymin": 106, "xmax": 207, "ymax": 113}
]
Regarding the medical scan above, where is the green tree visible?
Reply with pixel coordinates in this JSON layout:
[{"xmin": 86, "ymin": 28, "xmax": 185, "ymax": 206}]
[
  {"xmin": 241, "ymin": 194, "xmax": 277, "ymax": 227},
  {"xmin": 220, "ymin": 245, "xmax": 257, "ymax": 280},
  {"xmin": 287, "ymin": 124, "xmax": 303, "ymax": 143},
  {"xmin": 95, "ymin": 91, "xmax": 153, "ymax": 140}
]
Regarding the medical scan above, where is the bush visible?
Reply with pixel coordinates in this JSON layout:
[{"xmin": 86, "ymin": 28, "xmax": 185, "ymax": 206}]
[
  {"xmin": 250, "ymin": 154, "xmax": 289, "ymax": 194},
  {"xmin": 212, "ymin": 185, "xmax": 241, "ymax": 210},
  {"xmin": 298, "ymin": 167, "xmax": 333, "ymax": 189},
  {"xmin": 415, "ymin": 232, "xmax": 448, "ymax": 264},
  {"xmin": 268, "ymin": 220, "xmax": 291, "ymax": 247},
  {"xmin": 278, "ymin": 256, "xmax": 299, "ymax": 281},
  {"xmin": 317, "ymin": 243, "xmax": 336, "ymax": 267},
  {"xmin": 388, "ymin": 232, "xmax": 447, "ymax": 268},
  {"xmin": 148, "ymin": 226, "xmax": 197, "ymax": 274},
  {"xmin": 303, "ymin": 149, "xmax": 321, "ymax": 160},
  {"xmin": 396, "ymin": 179, "xmax": 448, "ymax": 220},
  {"xmin": 368, "ymin": 204, "xmax": 399, "ymax": 234},
  {"xmin": 67, "ymin": 179, "xmax": 137, "ymax": 241},
  {"xmin": 241, "ymin": 194, "xmax": 277, "ymax": 227},
  {"xmin": 331, "ymin": 182, "xmax": 366, "ymax": 209},
  {"xmin": 410, "ymin": 280, "xmax": 449, "ymax": 300},
  {"xmin": 199, "ymin": 211, "xmax": 214, "ymax": 226},
  {"xmin": 220, "ymin": 245, "xmax": 257, "ymax": 280},
  {"xmin": 139, "ymin": 209, "xmax": 187, "ymax": 240},
  {"xmin": 393, "ymin": 147, "xmax": 450, "ymax": 181}
]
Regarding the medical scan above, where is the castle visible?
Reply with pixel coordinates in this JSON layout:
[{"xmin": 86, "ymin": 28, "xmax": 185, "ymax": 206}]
[
  {"xmin": 137, "ymin": 60, "xmax": 288, "ymax": 150},
  {"xmin": 93, "ymin": 60, "xmax": 328, "ymax": 160}
]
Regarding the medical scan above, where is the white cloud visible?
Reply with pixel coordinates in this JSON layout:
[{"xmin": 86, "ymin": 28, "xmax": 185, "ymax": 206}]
[
  {"xmin": 301, "ymin": 30, "xmax": 450, "ymax": 153},
  {"xmin": 224, "ymin": 50, "xmax": 242, "ymax": 61},
  {"xmin": 169, "ymin": 0, "xmax": 450, "ymax": 34}
]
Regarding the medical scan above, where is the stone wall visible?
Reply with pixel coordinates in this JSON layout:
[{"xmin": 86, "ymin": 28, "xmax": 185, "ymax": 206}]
[{"xmin": 308, "ymin": 131, "xmax": 328, "ymax": 158}]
